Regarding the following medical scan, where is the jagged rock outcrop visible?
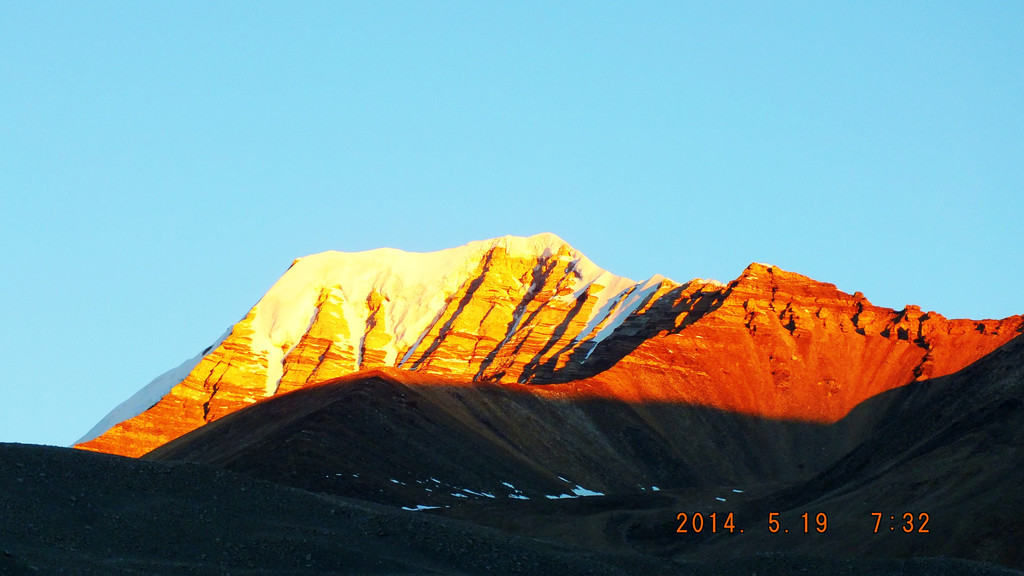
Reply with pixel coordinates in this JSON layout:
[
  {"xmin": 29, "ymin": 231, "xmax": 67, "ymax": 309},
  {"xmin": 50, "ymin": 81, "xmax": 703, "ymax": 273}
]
[
  {"xmin": 564, "ymin": 263, "xmax": 1023, "ymax": 422},
  {"xmin": 76, "ymin": 234, "xmax": 1023, "ymax": 457}
]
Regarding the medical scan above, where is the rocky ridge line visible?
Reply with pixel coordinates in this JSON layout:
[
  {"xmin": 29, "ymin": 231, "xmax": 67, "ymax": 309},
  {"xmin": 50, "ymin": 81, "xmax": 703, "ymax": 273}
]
[{"xmin": 76, "ymin": 235, "xmax": 1023, "ymax": 457}]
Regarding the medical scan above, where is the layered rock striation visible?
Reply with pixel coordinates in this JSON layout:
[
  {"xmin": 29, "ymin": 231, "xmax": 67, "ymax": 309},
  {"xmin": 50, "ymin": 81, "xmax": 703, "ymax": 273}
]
[
  {"xmin": 565, "ymin": 263, "xmax": 1023, "ymax": 422},
  {"xmin": 76, "ymin": 234, "xmax": 1023, "ymax": 457}
]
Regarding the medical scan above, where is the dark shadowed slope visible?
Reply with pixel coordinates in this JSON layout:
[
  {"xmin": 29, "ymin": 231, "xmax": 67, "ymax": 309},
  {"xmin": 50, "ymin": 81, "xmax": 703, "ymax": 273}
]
[
  {"xmin": 143, "ymin": 337, "xmax": 1024, "ymax": 571},
  {"xmin": 144, "ymin": 368, "xmax": 869, "ymax": 508},
  {"xmin": 0, "ymin": 443, "xmax": 698, "ymax": 576},
  {"xmin": 695, "ymin": 331, "xmax": 1024, "ymax": 568},
  {"xmin": 576, "ymin": 334, "xmax": 1024, "ymax": 570},
  {"xmin": 5, "ymin": 442, "xmax": 1021, "ymax": 576}
]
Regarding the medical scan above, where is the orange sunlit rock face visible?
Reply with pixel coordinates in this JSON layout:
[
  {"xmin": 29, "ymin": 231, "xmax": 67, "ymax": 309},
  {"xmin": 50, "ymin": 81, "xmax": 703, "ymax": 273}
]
[
  {"xmin": 561, "ymin": 264, "xmax": 1022, "ymax": 422},
  {"xmin": 76, "ymin": 239, "xmax": 1023, "ymax": 458}
]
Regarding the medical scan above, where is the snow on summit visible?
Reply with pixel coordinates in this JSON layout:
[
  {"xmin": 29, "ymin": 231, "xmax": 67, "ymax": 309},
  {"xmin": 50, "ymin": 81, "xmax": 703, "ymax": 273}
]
[
  {"xmin": 77, "ymin": 232, "xmax": 1024, "ymax": 459},
  {"xmin": 77, "ymin": 233, "xmax": 686, "ymax": 450},
  {"xmin": 247, "ymin": 233, "xmax": 634, "ymax": 394}
]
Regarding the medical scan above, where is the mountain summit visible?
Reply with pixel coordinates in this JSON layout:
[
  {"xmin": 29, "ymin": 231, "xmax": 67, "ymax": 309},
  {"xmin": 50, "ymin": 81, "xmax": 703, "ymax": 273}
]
[{"xmin": 77, "ymin": 234, "xmax": 1023, "ymax": 457}]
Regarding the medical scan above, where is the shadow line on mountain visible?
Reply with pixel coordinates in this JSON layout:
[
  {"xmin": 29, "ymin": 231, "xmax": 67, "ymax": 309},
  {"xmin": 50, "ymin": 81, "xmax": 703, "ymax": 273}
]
[
  {"xmin": 147, "ymin": 334, "xmax": 1021, "ymax": 506},
  {"xmin": 139, "ymin": 335, "xmax": 1024, "ymax": 570},
  {"xmin": 669, "ymin": 333, "xmax": 1024, "ymax": 569}
]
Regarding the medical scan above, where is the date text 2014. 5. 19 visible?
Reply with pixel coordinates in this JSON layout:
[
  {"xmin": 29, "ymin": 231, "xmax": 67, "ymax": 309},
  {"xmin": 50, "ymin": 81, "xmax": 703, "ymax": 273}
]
[{"xmin": 675, "ymin": 512, "xmax": 828, "ymax": 534}]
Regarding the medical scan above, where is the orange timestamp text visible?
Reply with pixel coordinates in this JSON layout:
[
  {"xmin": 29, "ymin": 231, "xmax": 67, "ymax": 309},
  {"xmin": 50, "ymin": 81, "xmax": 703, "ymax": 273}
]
[{"xmin": 675, "ymin": 511, "xmax": 828, "ymax": 534}]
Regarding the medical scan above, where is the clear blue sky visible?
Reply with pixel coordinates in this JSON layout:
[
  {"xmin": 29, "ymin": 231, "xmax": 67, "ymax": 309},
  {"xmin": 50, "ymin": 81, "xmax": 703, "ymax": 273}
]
[{"xmin": 2, "ymin": 2, "xmax": 1022, "ymax": 446}]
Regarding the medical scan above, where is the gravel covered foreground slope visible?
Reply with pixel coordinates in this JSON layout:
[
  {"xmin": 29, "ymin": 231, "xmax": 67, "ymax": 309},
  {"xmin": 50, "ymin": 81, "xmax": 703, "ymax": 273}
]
[
  {"xmin": 3, "ymin": 442, "xmax": 1021, "ymax": 576},
  {"xmin": 136, "ymin": 337, "xmax": 1024, "ymax": 573},
  {"xmin": 0, "ymin": 442, "xmax": 694, "ymax": 576}
]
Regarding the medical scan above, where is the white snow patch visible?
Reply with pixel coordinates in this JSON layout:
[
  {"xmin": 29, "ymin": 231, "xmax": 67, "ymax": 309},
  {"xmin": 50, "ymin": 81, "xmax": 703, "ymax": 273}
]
[
  {"xmin": 245, "ymin": 233, "xmax": 616, "ymax": 385},
  {"xmin": 451, "ymin": 493, "xmax": 469, "ymax": 498},
  {"xmin": 732, "ymin": 489, "xmax": 744, "ymax": 493},
  {"xmin": 502, "ymin": 481, "xmax": 528, "ymax": 499},
  {"xmin": 545, "ymin": 484, "xmax": 604, "ymax": 499},
  {"xmin": 461, "ymin": 489, "xmax": 496, "ymax": 499},
  {"xmin": 651, "ymin": 486, "xmax": 661, "ymax": 492},
  {"xmin": 571, "ymin": 485, "xmax": 604, "ymax": 497},
  {"xmin": 402, "ymin": 505, "xmax": 441, "ymax": 511},
  {"xmin": 75, "ymin": 329, "xmax": 231, "ymax": 444},
  {"xmin": 569, "ymin": 274, "xmax": 639, "ymax": 342},
  {"xmin": 716, "ymin": 497, "xmax": 726, "ymax": 502},
  {"xmin": 586, "ymin": 275, "xmax": 665, "ymax": 348}
]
